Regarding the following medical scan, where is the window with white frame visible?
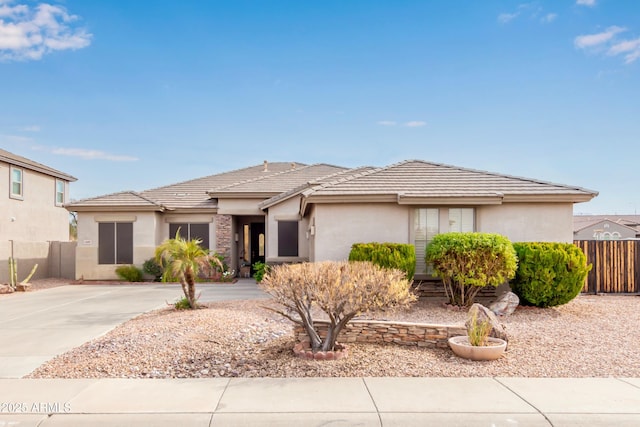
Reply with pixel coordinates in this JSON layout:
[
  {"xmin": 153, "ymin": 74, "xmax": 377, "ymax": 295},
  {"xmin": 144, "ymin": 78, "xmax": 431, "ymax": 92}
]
[
  {"xmin": 413, "ymin": 207, "xmax": 475, "ymax": 276},
  {"xmin": 10, "ymin": 166, "xmax": 23, "ymax": 198},
  {"xmin": 55, "ymin": 179, "xmax": 65, "ymax": 205}
]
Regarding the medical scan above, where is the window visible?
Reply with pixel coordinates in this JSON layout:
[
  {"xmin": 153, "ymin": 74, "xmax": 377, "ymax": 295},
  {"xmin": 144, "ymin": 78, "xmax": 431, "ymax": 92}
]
[
  {"xmin": 55, "ymin": 179, "xmax": 65, "ymax": 205},
  {"xmin": 278, "ymin": 221, "xmax": 299, "ymax": 257},
  {"xmin": 10, "ymin": 167, "xmax": 23, "ymax": 198},
  {"xmin": 448, "ymin": 208, "xmax": 474, "ymax": 232},
  {"xmin": 98, "ymin": 222, "xmax": 133, "ymax": 264},
  {"xmin": 169, "ymin": 223, "xmax": 210, "ymax": 249},
  {"xmin": 413, "ymin": 208, "xmax": 475, "ymax": 275},
  {"xmin": 414, "ymin": 208, "xmax": 439, "ymax": 275}
]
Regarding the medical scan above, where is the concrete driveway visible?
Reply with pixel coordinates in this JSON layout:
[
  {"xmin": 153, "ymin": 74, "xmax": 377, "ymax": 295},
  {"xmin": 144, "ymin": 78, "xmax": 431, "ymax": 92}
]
[{"xmin": 0, "ymin": 280, "xmax": 267, "ymax": 378}]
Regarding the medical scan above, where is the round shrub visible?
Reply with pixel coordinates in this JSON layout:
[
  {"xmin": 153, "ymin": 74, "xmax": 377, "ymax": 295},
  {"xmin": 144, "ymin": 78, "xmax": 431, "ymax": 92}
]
[
  {"xmin": 115, "ymin": 265, "xmax": 144, "ymax": 282},
  {"xmin": 510, "ymin": 242, "xmax": 591, "ymax": 308},
  {"xmin": 349, "ymin": 242, "xmax": 416, "ymax": 280},
  {"xmin": 426, "ymin": 232, "xmax": 517, "ymax": 307}
]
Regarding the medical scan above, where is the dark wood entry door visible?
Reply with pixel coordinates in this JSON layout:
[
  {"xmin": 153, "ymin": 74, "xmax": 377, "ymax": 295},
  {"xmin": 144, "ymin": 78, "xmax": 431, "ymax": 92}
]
[{"xmin": 250, "ymin": 222, "xmax": 265, "ymax": 274}]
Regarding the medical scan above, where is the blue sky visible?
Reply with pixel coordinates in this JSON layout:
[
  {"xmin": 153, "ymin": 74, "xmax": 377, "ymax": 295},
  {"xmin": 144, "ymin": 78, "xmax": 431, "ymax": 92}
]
[{"xmin": 1, "ymin": 0, "xmax": 639, "ymax": 214}]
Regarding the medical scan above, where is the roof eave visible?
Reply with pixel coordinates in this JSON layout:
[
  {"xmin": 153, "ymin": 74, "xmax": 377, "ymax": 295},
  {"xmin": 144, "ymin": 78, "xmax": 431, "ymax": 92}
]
[
  {"xmin": 502, "ymin": 194, "xmax": 597, "ymax": 203},
  {"xmin": 66, "ymin": 205, "xmax": 165, "ymax": 213}
]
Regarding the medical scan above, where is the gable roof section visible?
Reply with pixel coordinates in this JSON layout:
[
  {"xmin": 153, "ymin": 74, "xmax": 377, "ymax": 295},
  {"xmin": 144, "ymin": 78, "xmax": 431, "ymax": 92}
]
[
  {"xmin": 67, "ymin": 162, "xmax": 308, "ymax": 211},
  {"xmin": 259, "ymin": 166, "xmax": 377, "ymax": 210},
  {"xmin": 209, "ymin": 164, "xmax": 348, "ymax": 198},
  {"xmin": 301, "ymin": 160, "xmax": 598, "ymax": 211},
  {"xmin": 574, "ymin": 215, "xmax": 640, "ymax": 232},
  {"xmin": 0, "ymin": 149, "xmax": 77, "ymax": 182},
  {"xmin": 574, "ymin": 218, "xmax": 639, "ymax": 234},
  {"xmin": 68, "ymin": 191, "xmax": 164, "ymax": 212}
]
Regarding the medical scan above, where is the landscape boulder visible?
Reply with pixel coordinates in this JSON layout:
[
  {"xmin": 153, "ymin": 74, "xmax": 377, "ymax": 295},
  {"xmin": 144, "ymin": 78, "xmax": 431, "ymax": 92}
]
[
  {"xmin": 466, "ymin": 303, "xmax": 508, "ymax": 342},
  {"xmin": 489, "ymin": 291, "xmax": 519, "ymax": 317}
]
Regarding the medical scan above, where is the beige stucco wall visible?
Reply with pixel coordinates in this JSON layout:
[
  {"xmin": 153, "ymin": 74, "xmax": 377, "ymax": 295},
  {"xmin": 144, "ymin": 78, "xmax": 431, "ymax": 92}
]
[
  {"xmin": 217, "ymin": 198, "xmax": 265, "ymax": 215},
  {"xmin": 312, "ymin": 203, "xmax": 410, "ymax": 262},
  {"xmin": 265, "ymin": 197, "xmax": 309, "ymax": 262},
  {"xmin": 75, "ymin": 211, "xmax": 160, "ymax": 280},
  {"xmin": 476, "ymin": 203, "xmax": 574, "ymax": 242},
  {"xmin": 0, "ymin": 161, "xmax": 70, "ymax": 243}
]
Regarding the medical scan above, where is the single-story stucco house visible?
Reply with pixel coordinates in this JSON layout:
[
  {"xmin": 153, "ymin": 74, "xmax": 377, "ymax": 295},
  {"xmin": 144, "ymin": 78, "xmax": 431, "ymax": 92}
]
[
  {"xmin": 574, "ymin": 215, "xmax": 640, "ymax": 240},
  {"xmin": 67, "ymin": 159, "xmax": 597, "ymax": 280}
]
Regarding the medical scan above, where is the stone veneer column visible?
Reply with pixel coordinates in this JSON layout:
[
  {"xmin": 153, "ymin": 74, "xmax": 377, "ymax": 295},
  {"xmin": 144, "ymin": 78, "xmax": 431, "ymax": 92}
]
[{"xmin": 215, "ymin": 214, "xmax": 232, "ymax": 267}]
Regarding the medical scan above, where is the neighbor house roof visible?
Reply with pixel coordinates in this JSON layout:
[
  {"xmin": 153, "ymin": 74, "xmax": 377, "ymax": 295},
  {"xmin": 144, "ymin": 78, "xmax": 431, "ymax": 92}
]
[
  {"xmin": 573, "ymin": 218, "xmax": 639, "ymax": 234},
  {"xmin": 0, "ymin": 149, "xmax": 77, "ymax": 182},
  {"xmin": 300, "ymin": 160, "xmax": 598, "ymax": 212},
  {"xmin": 573, "ymin": 215, "xmax": 640, "ymax": 232}
]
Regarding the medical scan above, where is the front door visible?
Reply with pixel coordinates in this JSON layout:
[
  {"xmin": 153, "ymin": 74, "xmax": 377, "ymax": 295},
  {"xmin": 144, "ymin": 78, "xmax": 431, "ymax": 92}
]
[{"xmin": 250, "ymin": 222, "xmax": 265, "ymax": 275}]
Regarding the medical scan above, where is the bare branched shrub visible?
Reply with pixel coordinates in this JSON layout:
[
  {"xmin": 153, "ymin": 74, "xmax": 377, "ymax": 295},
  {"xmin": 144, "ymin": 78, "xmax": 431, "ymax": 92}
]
[{"xmin": 260, "ymin": 261, "xmax": 417, "ymax": 352}]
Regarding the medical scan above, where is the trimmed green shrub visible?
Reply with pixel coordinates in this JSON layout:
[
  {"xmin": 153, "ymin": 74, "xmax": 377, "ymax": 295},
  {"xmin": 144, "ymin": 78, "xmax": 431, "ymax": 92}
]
[
  {"xmin": 426, "ymin": 232, "xmax": 517, "ymax": 307},
  {"xmin": 115, "ymin": 265, "xmax": 144, "ymax": 282},
  {"xmin": 143, "ymin": 258, "xmax": 163, "ymax": 282},
  {"xmin": 252, "ymin": 261, "xmax": 268, "ymax": 283},
  {"xmin": 349, "ymin": 242, "xmax": 416, "ymax": 280},
  {"xmin": 510, "ymin": 242, "xmax": 591, "ymax": 307}
]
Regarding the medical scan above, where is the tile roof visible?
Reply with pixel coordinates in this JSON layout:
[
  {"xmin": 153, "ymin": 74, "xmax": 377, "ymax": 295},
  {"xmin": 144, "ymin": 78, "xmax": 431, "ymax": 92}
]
[
  {"xmin": 0, "ymin": 149, "xmax": 77, "ymax": 182},
  {"xmin": 573, "ymin": 215, "xmax": 640, "ymax": 232},
  {"xmin": 210, "ymin": 164, "xmax": 348, "ymax": 196},
  {"xmin": 68, "ymin": 161, "xmax": 308, "ymax": 210},
  {"xmin": 304, "ymin": 160, "xmax": 598, "ymax": 202},
  {"xmin": 68, "ymin": 191, "xmax": 164, "ymax": 210},
  {"xmin": 259, "ymin": 166, "xmax": 376, "ymax": 209}
]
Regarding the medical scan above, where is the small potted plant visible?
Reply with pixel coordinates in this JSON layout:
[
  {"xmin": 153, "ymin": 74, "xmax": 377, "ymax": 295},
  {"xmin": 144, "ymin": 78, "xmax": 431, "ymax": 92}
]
[{"xmin": 448, "ymin": 310, "xmax": 507, "ymax": 361}]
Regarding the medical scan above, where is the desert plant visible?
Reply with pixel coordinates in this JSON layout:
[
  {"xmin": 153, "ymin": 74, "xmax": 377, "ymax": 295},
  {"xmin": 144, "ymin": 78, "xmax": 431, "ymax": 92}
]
[
  {"xmin": 349, "ymin": 242, "xmax": 416, "ymax": 280},
  {"xmin": 143, "ymin": 258, "xmax": 163, "ymax": 281},
  {"xmin": 155, "ymin": 230, "xmax": 223, "ymax": 309},
  {"xmin": 260, "ymin": 261, "xmax": 416, "ymax": 352},
  {"xmin": 426, "ymin": 232, "xmax": 518, "ymax": 307},
  {"xmin": 510, "ymin": 242, "xmax": 592, "ymax": 307},
  {"xmin": 173, "ymin": 296, "xmax": 193, "ymax": 310},
  {"xmin": 252, "ymin": 261, "xmax": 268, "ymax": 283},
  {"xmin": 466, "ymin": 310, "xmax": 493, "ymax": 346},
  {"xmin": 115, "ymin": 265, "xmax": 144, "ymax": 282}
]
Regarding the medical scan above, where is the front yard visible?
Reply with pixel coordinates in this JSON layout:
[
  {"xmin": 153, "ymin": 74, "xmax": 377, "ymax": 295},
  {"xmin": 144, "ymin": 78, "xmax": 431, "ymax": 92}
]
[{"xmin": 28, "ymin": 295, "xmax": 640, "ymax": 378}]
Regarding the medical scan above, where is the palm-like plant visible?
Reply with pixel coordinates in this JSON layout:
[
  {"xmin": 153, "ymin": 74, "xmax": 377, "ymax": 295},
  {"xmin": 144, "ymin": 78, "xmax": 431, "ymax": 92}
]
[{"xmin": 154, "ymin": 230, "xmax": 222, "ymax": 309}]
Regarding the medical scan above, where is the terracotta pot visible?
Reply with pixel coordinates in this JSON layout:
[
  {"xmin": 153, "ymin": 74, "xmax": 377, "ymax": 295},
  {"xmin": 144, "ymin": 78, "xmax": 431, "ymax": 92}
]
[{"xmin": 448, "ymin": 336, "xmax": 506, "ymax": 361}]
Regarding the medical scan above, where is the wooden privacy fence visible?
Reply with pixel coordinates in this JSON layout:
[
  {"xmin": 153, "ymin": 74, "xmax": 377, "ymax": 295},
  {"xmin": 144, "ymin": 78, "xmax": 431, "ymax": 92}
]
[{"xmin": 574, "ymin": 240, "xmax": 640, "ymax": 294}]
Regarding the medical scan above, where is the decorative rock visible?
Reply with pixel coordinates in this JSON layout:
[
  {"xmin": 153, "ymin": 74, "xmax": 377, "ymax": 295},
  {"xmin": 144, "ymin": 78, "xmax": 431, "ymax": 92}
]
[
  {"xmin": 489, "ymin": 292, "xmax": 519, "ymax": 317},
  {"xmin": 293, "ymin": 342, "xmax": 348, "ymax": 361},
  {"xmin": 466, "ymin": 303, "xmax": 508, "ymax": 342},
  {"xmin": 0, "ymin": 284, "xmax": 14, "ymax": 294},
  {"xmin": 16, "ymin": 283, "xmax": 31, "ymax": 292}
]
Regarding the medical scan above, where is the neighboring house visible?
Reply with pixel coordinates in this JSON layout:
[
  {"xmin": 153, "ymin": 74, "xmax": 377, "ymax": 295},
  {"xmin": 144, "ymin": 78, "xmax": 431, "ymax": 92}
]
[
  {"xmin": 574, "ymin": 215, "xmax": 640, "ymax": 240},
  {"xmin": 0, "ymin": 149, "xmax": 77, "ymax": 280},
  {"xmin": 68, "ymin": 159, "xmax": 597, "ymax": 281}
]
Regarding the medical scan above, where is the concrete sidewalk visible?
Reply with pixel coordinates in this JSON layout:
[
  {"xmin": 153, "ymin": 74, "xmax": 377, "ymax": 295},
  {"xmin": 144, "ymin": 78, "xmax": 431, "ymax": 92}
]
[
  {"xmin": 0, "ymin": 280, "xmax": 268, "ymax": 378},
  {"xmin": 0, "ymin": 377, "xmax": 639, "ymax": 426}
]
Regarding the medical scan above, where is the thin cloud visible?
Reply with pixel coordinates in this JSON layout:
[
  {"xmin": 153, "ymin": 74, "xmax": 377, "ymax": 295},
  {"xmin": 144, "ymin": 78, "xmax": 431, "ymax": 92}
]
[
  {"xmin": 575, "ymin": 26, "xmax": 640, "ymax": 64},
  {"xmin": 21, "ymin": 125, "xmax": 40, "ymax": 132},
  {"xmin": 498, "ymin": 3, "xmax": 556, "ymax": 25},
  {"xmin": 609, "ymin": 38, "xmax": 640, "ymax": 64},
  {"xmin": 0, "ymin": 1, "xmax": 92, "ymax": 62},
  {"xmin": 0, "ymin": 133, "xmax": 33, "ymax": 143},
  {"xmin": 377, "ymin": 120, "xmax": 397, "ymax": 126},
  {"xmin": 52, "ymin": 148, "xmax": 138, "ymax": 161},
  {"xmin": 498, "ymin": 12, "xmax": 519, "ymax": 24},
  {"xmin": 404, "ymin": 121, "xmax": 426, "ymax": 127},
  {"xmin": 574, "ymin": 26, "xmax": 626, "ymax": 49},
  {"xmin": 576, "ymin": 0, "xmax": 596, "ymax": 6}
]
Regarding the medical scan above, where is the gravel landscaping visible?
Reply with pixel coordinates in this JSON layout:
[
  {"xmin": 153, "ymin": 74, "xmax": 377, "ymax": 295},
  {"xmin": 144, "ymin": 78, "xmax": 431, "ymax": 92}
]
[{"xmin": 28, "ymin": 293, "xmax": 640, "ymax": 378}]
